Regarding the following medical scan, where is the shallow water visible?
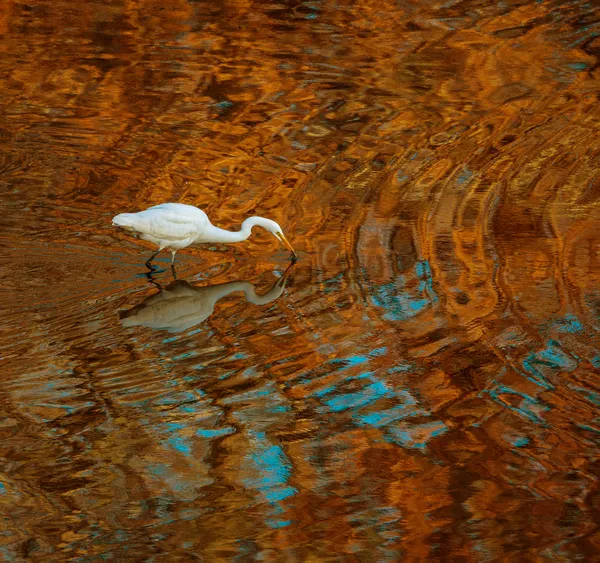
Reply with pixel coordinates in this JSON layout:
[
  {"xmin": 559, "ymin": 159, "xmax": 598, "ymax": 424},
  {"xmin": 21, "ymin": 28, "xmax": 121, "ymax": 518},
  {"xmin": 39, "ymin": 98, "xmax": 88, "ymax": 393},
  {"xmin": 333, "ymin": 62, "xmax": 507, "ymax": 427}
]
[{"xmin": 1, "ymin": 0, "xmax": 599, "ymax": 560}]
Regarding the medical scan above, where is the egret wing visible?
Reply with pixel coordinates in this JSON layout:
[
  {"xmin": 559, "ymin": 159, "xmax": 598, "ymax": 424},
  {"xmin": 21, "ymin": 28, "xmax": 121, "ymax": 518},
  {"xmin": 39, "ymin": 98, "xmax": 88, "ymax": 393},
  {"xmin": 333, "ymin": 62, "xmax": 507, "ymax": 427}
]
[{"xmin": 141, "ymin": 207, "xmax": 208, "ymax": 241}]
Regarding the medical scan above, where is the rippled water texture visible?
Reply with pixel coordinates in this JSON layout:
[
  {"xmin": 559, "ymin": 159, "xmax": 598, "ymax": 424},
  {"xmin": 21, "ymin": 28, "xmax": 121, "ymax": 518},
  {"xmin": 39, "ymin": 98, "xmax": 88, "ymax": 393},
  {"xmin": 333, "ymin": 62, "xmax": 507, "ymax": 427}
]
[{"xmin": 1, "ymin": 0, "xmax": 599, "ymax": 560}]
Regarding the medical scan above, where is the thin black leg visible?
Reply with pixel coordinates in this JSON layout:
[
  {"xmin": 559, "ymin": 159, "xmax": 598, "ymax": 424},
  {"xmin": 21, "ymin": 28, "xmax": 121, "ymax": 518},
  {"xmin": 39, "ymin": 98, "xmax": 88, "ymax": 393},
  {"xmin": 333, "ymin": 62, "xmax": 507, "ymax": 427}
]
[
  {"xmin": 170, "ymin": 251, "xmax": 177, "ymax": 279},
  {"xmin": 145, "ymin": 250, "xmax": 160, "ymax": 270}
]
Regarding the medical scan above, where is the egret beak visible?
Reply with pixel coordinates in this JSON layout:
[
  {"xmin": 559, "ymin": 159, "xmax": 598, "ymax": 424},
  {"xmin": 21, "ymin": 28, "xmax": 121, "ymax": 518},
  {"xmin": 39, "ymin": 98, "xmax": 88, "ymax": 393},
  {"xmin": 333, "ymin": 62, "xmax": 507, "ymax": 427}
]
[{"xmin": 276, "ymin": 232, "xmax": 298, "ymax": 261}]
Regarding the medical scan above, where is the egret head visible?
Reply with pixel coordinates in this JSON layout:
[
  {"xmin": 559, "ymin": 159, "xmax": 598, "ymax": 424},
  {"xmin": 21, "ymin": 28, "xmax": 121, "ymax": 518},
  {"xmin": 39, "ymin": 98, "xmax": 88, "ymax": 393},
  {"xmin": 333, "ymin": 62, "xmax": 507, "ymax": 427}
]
[{"xmin": 246, "ymin": 217, "xmax": 297, "ymax": 260}]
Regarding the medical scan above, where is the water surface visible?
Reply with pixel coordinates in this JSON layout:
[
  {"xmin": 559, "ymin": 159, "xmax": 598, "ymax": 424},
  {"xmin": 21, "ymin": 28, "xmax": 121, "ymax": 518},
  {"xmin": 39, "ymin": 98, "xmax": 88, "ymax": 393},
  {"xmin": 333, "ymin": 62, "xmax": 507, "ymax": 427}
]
[{"xmin": 0, "ymin": 0, "xmax": 599, "ymax": 560}]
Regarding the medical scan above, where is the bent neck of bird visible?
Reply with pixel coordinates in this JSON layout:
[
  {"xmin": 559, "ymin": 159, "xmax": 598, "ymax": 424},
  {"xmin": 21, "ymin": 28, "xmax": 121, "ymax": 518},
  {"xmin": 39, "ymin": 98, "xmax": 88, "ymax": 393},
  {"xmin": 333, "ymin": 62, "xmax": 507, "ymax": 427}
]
[{"xmin": 198, "ymin": 224, "xmax": 253, "ymax": 244}]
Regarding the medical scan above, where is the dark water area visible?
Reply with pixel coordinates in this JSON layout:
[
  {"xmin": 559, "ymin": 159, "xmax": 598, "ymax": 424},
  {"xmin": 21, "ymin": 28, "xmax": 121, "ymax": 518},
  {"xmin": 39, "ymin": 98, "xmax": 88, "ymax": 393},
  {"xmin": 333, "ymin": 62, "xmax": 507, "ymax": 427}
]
[{"xmin": 1, "ymin": 0, "xmax": 599, "ymax": 560}]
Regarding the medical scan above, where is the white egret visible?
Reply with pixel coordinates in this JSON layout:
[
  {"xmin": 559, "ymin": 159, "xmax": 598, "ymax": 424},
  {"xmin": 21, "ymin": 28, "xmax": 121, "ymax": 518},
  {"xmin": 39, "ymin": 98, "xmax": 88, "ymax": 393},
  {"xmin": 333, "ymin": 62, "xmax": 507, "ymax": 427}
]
[
  {"xmin": 120, "ymin": 264, "xmax": 294, "ymax": 332},
  {"xmin": 112, "ymin": 202, "xmax": 297, "ymax": 271}
]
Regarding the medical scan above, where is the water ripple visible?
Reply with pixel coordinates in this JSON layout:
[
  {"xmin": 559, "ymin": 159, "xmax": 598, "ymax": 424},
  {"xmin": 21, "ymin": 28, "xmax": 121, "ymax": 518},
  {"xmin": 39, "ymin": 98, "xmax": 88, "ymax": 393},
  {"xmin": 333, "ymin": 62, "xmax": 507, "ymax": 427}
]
[{"xmin": 0, "ymin": 0, "xmax": 599, "ymax": 559}]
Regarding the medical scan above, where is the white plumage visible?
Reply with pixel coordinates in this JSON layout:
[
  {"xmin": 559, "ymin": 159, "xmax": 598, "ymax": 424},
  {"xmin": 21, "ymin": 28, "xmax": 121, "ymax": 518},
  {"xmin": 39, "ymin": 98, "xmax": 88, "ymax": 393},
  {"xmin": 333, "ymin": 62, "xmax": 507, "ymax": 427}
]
[
  {"xmin": 113, "ymin": 203, "xmax": 209, "ymax": 250},
  {"xmin": 112, "ymin": 203, "xmax": 297, "ymax": 271}
]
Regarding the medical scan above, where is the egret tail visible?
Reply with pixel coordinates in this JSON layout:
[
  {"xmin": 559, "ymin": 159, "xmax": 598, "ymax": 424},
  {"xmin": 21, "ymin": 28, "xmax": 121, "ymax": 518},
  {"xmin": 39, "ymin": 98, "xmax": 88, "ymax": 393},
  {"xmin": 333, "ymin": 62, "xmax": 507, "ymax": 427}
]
[
  {"xmin": 113, "ymin": 212, "xmax": 161, "ymax": 270},
  {"xmin": 112, "ymin": 213, "xmax": 148, "ymax": 232}
]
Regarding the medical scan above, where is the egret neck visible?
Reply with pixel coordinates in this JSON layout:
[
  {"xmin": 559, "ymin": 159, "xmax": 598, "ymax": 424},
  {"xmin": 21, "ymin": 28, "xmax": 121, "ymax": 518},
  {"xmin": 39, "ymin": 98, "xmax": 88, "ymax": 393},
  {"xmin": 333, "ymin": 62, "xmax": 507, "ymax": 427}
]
[{"xmin": 199, "ymin": 217, "xmax": 283, "ymax": 245}]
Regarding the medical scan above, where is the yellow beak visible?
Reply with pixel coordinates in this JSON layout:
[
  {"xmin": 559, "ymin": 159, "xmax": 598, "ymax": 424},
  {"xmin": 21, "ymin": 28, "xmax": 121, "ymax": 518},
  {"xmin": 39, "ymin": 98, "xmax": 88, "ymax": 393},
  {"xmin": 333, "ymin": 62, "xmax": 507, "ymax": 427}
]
[{"xmin": 276, "ymin": 232, "xmax": 297, "ymax": 259}]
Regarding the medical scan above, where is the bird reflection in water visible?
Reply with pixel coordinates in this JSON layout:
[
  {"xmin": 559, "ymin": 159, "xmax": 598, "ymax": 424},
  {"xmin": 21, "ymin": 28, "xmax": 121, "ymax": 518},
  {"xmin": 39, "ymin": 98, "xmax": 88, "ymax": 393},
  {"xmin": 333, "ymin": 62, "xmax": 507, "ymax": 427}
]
[{"xmin": 119, "ymin": 263, "xmax": 294, "ymax": 332}]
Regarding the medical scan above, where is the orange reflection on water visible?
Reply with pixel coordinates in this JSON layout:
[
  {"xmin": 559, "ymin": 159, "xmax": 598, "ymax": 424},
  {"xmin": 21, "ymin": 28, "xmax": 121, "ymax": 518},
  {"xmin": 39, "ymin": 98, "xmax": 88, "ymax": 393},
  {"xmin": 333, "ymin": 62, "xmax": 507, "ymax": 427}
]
[{"xmin": 0, "ymin": 0, "xmax": 599, "ymax": 560}]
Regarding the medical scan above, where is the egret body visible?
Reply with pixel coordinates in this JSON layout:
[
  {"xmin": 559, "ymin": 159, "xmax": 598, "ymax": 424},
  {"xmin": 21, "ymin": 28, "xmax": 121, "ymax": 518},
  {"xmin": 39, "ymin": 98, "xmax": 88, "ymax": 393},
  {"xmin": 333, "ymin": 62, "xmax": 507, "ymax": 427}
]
[{"xmin": 112, "ymin": 203, "xmax": 297, "ymax": 270}]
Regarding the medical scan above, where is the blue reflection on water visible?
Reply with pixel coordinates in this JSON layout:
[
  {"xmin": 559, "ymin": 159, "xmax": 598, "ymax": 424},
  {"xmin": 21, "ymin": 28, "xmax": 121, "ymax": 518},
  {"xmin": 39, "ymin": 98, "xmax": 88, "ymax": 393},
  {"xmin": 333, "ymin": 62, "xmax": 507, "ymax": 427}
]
[
  {"xmin": 386, "ymin": 421, "xmax": 448, "ymax": 450},
  {"xmin": 196, "ymin": 427, "xmax": 235, "ymax": 438},
  {"xmin": 486, "ymin": 374, "xmax": 551, "ymax": 426},
  {"xmin": 307, "ymin": 344, "xmax": 447, "ymax": 450},
  {"xmin": 505, "ymin": 435, "xmax": 530, "ymax": 448},
  {"xmin": 244, "ymin": 429, "xmax": 297, "ymax": 528},
  {"xmin": 370, "ymin": 260, "xmax": 437, "ymax": 321},
  {"xmin": 567, "ymin": 385, "xmax": 600, "ymax": 407},
  {"xmin": 167, "ymin": 434, "xmax": 191, "ymax": 456},
  {"xmin": 457, "ymin": 166, "xmax": 473, "ymax": 185},
  {"xmin": 554, "ymin": 314, "xmax": 584, "ymax": 333},
  {"xmin": 228, "ymin": 385, "xmax": 297, "ymax": 529},
  {"xmin": 323, "ymin": 380, "xmax": 389, "ymax": 412},
  {"xmin": 486, "ymin": 313, "xmax": 600, "ymax": 426},
  {"xmin": 357, "ymin": 391, "xmax": 422, "ymax": 427}
]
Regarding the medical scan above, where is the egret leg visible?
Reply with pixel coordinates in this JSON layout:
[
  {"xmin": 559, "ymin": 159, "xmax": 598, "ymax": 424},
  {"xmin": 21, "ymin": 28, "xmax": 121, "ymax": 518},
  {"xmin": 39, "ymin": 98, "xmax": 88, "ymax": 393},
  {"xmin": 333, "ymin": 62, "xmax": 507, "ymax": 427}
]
[
  {"xmin": 170, "ymin": 251, "xmax": 177, "ymax": 280},
  {"xmin": 145, "ymin": 250, "xmax": 160, "ymax": 270}
]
